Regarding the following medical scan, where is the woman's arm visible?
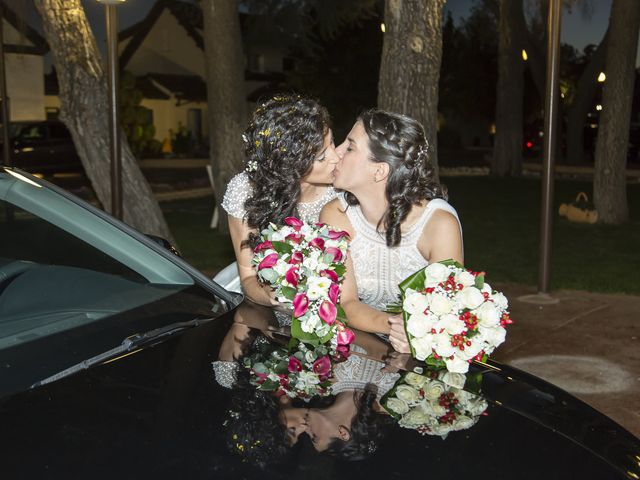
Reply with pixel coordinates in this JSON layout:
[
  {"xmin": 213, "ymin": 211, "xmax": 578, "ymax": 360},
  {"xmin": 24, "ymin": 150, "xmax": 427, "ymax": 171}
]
[
  {"xmin": 320, "ymin": 199, "xmax": 392, "ymax": 335},
  {"xmin": 228, "ymin": 215, "xmax": 278, "ymax": 306}
]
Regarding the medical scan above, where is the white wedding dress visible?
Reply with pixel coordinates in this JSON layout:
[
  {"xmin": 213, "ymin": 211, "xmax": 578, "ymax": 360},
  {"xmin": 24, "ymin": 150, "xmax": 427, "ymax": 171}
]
[
  {"xmin": 337, "ymin": 193, "xmax": 463, "ymax": 311},
  {"xmin": 213, "ymin": 172, "xmax": 336, "ymax": 292}
]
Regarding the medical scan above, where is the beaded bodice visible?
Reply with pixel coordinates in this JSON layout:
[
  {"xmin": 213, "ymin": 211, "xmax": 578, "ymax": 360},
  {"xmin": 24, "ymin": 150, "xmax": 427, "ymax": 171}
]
[
  {"xmin": 339, "ymin": 194, "xmax": 461, "ymax": 310},
  {"xmin": 221, "ymin": 172, "xmax": 336, "ymax": 223}
]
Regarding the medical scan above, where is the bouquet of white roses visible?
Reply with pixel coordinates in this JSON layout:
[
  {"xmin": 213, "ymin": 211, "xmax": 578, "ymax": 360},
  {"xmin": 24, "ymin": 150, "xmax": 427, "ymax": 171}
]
[
  {"xmin": 391, "ymin": 260, "xmax": 512, "ymax": 374},
  {"xmin": 243, "ymin": 340, "xmax": 336, "ymax": 400},
  {"xmin": 381, "ymin": 370, "xmax": 488, "ymax": 438},
  {"xmin": 253, "ymin": 217, "xmax": 354, "ymax": 350}
]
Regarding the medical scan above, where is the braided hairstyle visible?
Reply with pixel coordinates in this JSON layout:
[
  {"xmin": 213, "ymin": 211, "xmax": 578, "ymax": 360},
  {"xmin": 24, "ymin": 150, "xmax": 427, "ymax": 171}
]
[
  {"xmin": 243, "ymin": 94, "xmax": 331, "ymax": 248},
  {"xmin": 344, "ymin": 110, "xmax": 447, "ymax": 247}
]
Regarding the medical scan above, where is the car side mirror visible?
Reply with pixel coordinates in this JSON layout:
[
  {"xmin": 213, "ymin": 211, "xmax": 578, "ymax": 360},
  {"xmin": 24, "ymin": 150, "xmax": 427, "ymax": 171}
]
[{"xmin": 144, "ymin": 234, "xmax": 181, "ymax": 257}]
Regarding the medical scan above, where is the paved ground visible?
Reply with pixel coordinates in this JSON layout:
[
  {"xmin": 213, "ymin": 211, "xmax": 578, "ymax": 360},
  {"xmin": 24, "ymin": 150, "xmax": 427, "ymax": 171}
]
[{"xmin": 492, "ymin": 283, "xmax": 640, "ymax": 438}]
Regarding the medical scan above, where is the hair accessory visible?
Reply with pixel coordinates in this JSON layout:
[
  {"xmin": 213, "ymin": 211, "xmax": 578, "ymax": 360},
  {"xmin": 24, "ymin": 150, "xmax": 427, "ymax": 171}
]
[
  {"xmin": 367, "ymin": 440, "xmax": 377, "ymax": 454},
  {"xmin": 245, "ymin": 160, "xmax": 258, "ymax": 173},
  {"xmin": 417, "ymin": 142, "xmax": 429, "ymax": 158}
]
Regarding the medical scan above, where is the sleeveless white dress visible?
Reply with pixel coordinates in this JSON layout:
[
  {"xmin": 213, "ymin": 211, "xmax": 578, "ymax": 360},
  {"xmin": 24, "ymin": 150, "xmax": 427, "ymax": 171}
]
[
  {"xmin": 214, "ymin": 172, "xmax": 336, "ymax": 292},
  {"xmin": 338, "ymin": 193, "xmax": 462, "ymax": 310}
]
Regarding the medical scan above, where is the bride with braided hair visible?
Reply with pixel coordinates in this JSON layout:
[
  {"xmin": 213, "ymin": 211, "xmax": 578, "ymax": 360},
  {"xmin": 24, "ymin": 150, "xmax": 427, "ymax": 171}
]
[
  {"xmin": 320, "ymin": 110, "xmax": 463, "ymax": 353},
  {"xmin": 216, "ymin": 94, "xmax": 339, "ymax": 306}
]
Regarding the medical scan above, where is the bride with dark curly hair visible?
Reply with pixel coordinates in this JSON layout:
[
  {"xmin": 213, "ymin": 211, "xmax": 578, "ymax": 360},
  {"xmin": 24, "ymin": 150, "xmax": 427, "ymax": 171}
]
[
  {"xmin": 320, "ymin": 110, "xmax": 463, "ymax": 352},
  {"xmin": 216, "ymin": 94, "xmax": 339, "ymax": 306}
]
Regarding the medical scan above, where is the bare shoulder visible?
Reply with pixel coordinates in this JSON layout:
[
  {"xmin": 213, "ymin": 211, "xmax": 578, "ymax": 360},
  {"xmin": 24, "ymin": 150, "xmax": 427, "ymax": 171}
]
[
  {"xmin": 419, "ymin": 207, "xmax": 463, "ymax": 263},
  {"xmin": 427, "ymin": 208, "xmax": 460, "ymax": 235},
  {"xmin": 320, "ymin": 198, "xmax": 354, "ymax": 237}
]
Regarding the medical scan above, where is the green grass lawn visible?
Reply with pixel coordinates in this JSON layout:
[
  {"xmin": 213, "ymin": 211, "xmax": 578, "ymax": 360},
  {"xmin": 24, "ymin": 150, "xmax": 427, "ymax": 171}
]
[{"xmin": 163, "ymin": 177, "xmax": 640, "ymax": 294}]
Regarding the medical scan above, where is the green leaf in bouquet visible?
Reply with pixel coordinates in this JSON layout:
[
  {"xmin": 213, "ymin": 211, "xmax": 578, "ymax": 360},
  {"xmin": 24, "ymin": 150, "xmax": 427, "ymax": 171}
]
[
  {"xmin": 385, "ymin": 299, "xmax": 403, "ymax": 314},
  {"xmin": 463, "ymin": 372, "xmax": 484, "ymax": 395},
  {"xmin": 398, "ymin": 268, "xmax": 427, "ymax": 294},
  {"xmin": 424, "ymin": 355, "xmax": 447, "ymax": 369},
  {"xmin": 279, "ymin": 286, "xmax": 297, "ymax": 301},
  {"xmin": 252, "ymin": 362, "xmax": 268, "ymax": 374},
  {"xmin": 259, "ymin": 268, "xmax": 280, "ymax": 284},
  {"xmin": 274, "ymin": 360, "xmax": 289, "ymax": 374},
  {"xmin": 333, "ymin": 264, "xmax": 346, "ymax": 277},
  {"xmin": 271, "ymin": 241, "xmax": 294, "ymax": 254},
  {"xmin": 438, "ymin": 258, "xmax": 464, "ymax": 269},
  {"xmin": 291, "ymin": 318, "xmax": 321, "ymax": 345},
  {"xmin": 336, "ymin": 304, "xmax": 347, "ymax": 323},
  {"xmin": 259, "ymin": 379, "xmax": 280, "ymax": 391},
  {"xmin": 288, "ymin": 338, "xmax": 300, "ymax": 351},
  {"xmin": 474, "ymin": 273, "xmax": 485, "ymax": 289}
]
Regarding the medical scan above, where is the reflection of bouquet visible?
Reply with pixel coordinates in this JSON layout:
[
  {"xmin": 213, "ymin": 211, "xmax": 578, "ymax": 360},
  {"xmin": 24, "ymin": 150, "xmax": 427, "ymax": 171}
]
[
  {"xmin": 253, "ymin": 217, "xmax": 354, "ymax": 349},
  {"xmin": 381, "ymin": 370, "xmax": 488, "ymax": 438},
  {"xmin": 243, "ymin": 341, "xmax": 335, "ymax": 399},
  {"xmin": 391, "ymin": 260, "xmax": 512, "ymax": 374}
]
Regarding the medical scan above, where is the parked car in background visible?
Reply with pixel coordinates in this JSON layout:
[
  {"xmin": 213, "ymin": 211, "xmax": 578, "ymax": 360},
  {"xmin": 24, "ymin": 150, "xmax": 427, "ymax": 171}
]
[
  {"xmin": 0, "ymin": 167, "xmax": 638, "ymax": 479},
  {"xmin": 0, "ymin": 120, "xmax": 82, "ymax": 173}
]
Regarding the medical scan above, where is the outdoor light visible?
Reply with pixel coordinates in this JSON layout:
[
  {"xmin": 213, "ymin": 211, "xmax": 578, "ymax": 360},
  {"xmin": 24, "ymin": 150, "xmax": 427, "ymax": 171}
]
[
  {"xmin": 380, "ymin": 23, "xmax": 386, "ymax": 33},
  {"xmin": 521, "ymin": 49, "xmax": 528, "ymax": 61},
  {"xmin": 596, "ymin": 104, "xmax": 603, "ymax": 111},
  {"xmin": 598, "ymin": 72, "xmax": 606, "ymax": 82},
  {"xmin": 96, "ymin": 0, "xmax": 126, "ymax": 4}
]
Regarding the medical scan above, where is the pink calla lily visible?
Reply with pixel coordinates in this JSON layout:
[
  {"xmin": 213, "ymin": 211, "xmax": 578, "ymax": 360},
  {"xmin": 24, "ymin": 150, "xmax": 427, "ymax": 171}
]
[
  {"xmin": 335, "ymin": 344, "xmax": 351, "ymax": 360},
  {"xmin": 288, "ymin": 251, "xmax": 304, "ymax": 264},
  {"xmin": 258, "ymin": 252, "xmax": 279, "ymax": 270},
  {"xmin": 288, "ymin": 356, "xmax": 303, "ymax": 373},
  {"xmin": 293, "ymin": 293, "xmax": 309, "ymax": 317},
  {"xmin": 328, "ymin": 283, "xmax": 340, "ymax": 304},
  {"xmin": 322, "ymin": 269, "xmax": 339, "ymax": 283},
  {"xmin": 286, "ymin": 233, "xmax": 303, "ymax": 244},
  {"xmin": 284, "ymin": 217, "xmax": 304, "ymax": 229},
  {"xmin": 254, "ymin": 240, "xmax": 273, "ymax": 252},
  {"xmin": 285, "ymin": 266, "xmax": 299, "ymax": 287},
  {"xmin": 318, "ymin": 300, "xmax": 337, "ymax": 325},
  {"xmin": 337, "ymin": 327, "xmax": 355, "ymax": 346},
  {"xmin": 328, "ymin": 230, "xmax": 350, "ymax": 240},
  {"xmin": 324, "ymin": 247, "xmax": 343, "ymax": 263},
  {"xmin": 312, "ymin": 356, "xmax": 331, "ymax": 377},
  {"xmin": 309, "ymin": 237, "xmax": 325, "ymax": 250}
]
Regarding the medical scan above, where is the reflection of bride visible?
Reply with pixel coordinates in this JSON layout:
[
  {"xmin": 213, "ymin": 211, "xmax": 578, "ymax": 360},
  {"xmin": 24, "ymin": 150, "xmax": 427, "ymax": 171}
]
[{"xmin": 213, "ymin": 302, "xmax": 399, "ymax": 461}]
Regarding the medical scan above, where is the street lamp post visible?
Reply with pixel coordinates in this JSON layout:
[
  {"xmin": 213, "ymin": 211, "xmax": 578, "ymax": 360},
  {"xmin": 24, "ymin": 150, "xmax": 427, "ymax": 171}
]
[{"xmin": 97, "ymin": 0, "xmax": 126, "ymax": 220}]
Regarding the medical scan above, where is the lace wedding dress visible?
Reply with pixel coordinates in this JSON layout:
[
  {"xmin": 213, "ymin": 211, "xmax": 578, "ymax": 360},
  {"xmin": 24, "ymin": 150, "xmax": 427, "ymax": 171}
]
[{"xmin": 337, "ymin": 193, "xmax": 462, "ymax": 311}]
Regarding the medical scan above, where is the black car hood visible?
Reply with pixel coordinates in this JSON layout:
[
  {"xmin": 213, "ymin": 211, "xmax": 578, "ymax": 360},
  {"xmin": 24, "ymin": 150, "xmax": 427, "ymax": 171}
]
[{"xmin": 0, "ymin": 304, "xmax": 638, "ymax": 480}]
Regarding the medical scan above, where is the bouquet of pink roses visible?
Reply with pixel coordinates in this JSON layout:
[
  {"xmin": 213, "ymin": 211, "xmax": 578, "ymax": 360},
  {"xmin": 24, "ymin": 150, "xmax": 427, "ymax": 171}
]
[
  {"xmin": 390, "ymin": 260, "xmax": 513, "ymax": 374},
  {"xmin": 253, "ymin": 217, "xmax": 354, "ymax": 351}
]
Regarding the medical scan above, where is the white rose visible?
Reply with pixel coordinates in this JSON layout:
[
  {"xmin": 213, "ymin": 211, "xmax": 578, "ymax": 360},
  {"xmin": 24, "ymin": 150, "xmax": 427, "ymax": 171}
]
[
  {"xmin": 456, "ymin": 340, "xmax": 484, "ymax": 361},
  {"xmin": 301, "ymin": 313, "xmax": 320, "ymax": 333},
  {"xmin": 404, "ymin": 372, "xmax": 428, "ymax": 388},
  {"xmin": 299, "ymin": 224, "xmax": 314, "ymax": 237},
  {"xmin": 458, "ymin": 287, "xmax": 485, "ymax": 310},
  {"xmin": 423, "ymin": 380, "xmax": 446, "ymax": 401},
  {"xmin": 403, "ymin": 289, "xmax": 429, "ymax": 315},
  {"xmin": 475, "ymin": 302, "xmax": 501, "ymax": 327},
  {"xmin": 440, "ymin": 372, "xmax": 466, "ymax": 389},
  {"xmin": 412, "ymin": 335, "xmax": 435, "ymax": 360},
  {"xmin": 302, "ymin": 250, "xmax": 321, "ymax": 271},
  {"xmin": 481, "ymin": 282, "xmax": 492, "ymax": 294},
  {"xmin": 454, "ymin": 270, "xmax": 476, "ymax": 287},
  {"xmin": 430, "ymin": 423, "xmax": 454, "ymax": 437},
  {"xmin": 492, "ymin": 291, "xmax": 509, "ymax": 310},
  {"xmin": 273, "ymin": 260, "xmax": 290, "ymax": 276},
  {"xmin": 445, "ymin": 355, "xmax": 470, "ymax": 374},
  {"xmin": 423, "ymin": 401, "xmax": 447, "ymax": 418},
  {"xmin": 395, "ymin": 385, "xmax": 421, "ymax": 405},
  {"xmin": 406, "ymin": 312, "xmax": 436, "ymax": 338},
  {"xmin": 465, "ymin": 397, "xmax": 489, "ymax": 416},
  {"xmin": 436, "ymin": 313, "xmax": 466, "ymax": 335},
  {"xmin": 434, "ymin": 334, "xmax": 456, "ymax": 358},
  {"xmin": 315, "ymin": 321, "xmax": 331, "ymax": 338},
  {"xmin": 452, "ymin": 415, "xmax": 476, "ymax": 431},
  {"xmin": 386, "ymin": 397, "xmax": 409, "ymax": 415},
  {"xmin": 478, "ymin": 325, "xmax": 506, "ymax": 348},
  {"xmin": 424, "ymin": 262, "xmax": 451, "ymax": 287},
  {"xmin": 428, "ymin": 293, "xmax": 453, "ymax": 316},
  {"xmin": 399, "ymin": 408, "xmax": 430, "ymax": 427}
]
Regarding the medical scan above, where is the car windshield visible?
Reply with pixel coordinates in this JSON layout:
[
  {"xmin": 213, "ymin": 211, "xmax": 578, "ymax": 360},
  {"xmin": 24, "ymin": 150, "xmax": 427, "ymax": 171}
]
[{"xmin": 0, "ymin": 169, "xmax": 195, "ymax": 350}]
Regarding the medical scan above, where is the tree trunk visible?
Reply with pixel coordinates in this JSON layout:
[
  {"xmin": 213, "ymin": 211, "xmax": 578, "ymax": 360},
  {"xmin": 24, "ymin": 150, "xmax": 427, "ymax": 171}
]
[
  {"xmin": 594, "ymin": 0, "xmax": 640, "ymax": 225},
  {"xmin": 566, "ymin": 28, "xmax": 609, "ymax": 165},
  {"xmin": 378, "ymin": 0, "xmax": 445, "ymax": 181},
  {"xmin": 492, "ymin": 0, "xmax": 524, "ymax": 177},
  {"xmin": 202, "ymin": 0, "xmax": 247, "ymax": 234},
  {"xmin": 34, "ymin": 0, "xmax": 173, "ymax": 241}
]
